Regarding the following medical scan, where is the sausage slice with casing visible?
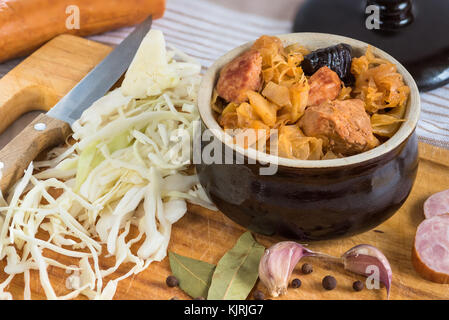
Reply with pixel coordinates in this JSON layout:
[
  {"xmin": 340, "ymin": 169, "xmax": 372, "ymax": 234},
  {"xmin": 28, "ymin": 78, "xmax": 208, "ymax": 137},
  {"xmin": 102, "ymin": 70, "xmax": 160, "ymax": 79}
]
[
  {"xmin": 423, "ymin": 189, "xmax": 449, "ymax": 219},
  {"xmin": 216, "ymin": 50, "xmax": 262, "ymax": 104},
  {"xmin": 413, "ymin": 214, "xmax": 449, "ymax": 283}
]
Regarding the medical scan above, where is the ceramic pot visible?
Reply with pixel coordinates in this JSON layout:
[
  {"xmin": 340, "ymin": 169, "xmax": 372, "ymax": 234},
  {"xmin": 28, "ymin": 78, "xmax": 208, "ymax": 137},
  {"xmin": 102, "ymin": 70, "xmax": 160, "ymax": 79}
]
[{"xmin": 196, "ymin": 33, "xmax": 420, "ymax": 241}]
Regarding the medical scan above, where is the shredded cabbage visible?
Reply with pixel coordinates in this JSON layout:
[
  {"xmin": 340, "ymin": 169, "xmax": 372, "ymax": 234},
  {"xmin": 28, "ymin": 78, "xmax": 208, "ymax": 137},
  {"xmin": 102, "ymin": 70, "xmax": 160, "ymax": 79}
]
[{"xmin": 0, "ymin": 29, "xmax": 215, "ymax": 300}]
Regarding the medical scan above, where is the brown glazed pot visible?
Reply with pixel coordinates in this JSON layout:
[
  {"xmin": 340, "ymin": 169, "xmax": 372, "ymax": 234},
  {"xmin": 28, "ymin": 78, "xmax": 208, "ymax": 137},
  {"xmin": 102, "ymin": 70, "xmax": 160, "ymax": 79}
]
[{"xmin": 196, "ymin": 33, "xmax": 421, "ymax": 241}]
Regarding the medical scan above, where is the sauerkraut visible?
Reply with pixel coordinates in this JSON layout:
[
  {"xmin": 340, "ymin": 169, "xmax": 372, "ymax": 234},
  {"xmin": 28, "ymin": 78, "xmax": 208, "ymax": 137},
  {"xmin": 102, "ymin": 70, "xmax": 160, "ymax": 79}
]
[{"xmin": 213, "ymin": 36, "xmax": 410, "ymax": 159}]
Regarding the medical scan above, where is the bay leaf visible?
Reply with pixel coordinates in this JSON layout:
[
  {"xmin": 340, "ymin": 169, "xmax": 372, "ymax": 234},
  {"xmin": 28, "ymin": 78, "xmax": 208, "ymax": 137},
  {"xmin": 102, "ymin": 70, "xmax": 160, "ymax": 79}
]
[
  {"xmin": 207, "ymin": 231, "xmax": 265, "ymax": 300},
  {"xmin": 168, "ymin": 251, "xmax": 216, "ymax": 299}
]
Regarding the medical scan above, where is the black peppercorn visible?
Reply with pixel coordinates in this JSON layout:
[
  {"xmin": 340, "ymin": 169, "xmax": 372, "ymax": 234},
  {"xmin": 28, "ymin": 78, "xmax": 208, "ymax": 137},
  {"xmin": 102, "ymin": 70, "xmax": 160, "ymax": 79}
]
[
  {"xmin": 291, "ymin": 278, "xmax": 302, "ymax": 288},
  {"xmin": 322, "ymin": 275, "xmax": 337, "ymax": 290},
  {"xmin": 253, "ymin": 290, "xmax": 265, "ymax": 300},
  {"xmin": 194, "ymin": 296, "xmax": 205, "ymax": 300},
  {"xmin": 301, "ymin": 263, "xmax": 313, "ymax": 274},
  {"xmin": 353, "ymin": 280, "xmax": 364, "ymax": 292},
  {"xmin": 166, "ymin": 275, "xmax": 179, "ymax": 287}
]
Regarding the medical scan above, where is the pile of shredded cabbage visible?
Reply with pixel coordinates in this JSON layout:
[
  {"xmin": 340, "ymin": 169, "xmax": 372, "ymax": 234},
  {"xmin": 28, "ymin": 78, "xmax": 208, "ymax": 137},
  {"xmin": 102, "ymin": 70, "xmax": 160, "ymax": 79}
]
[{"xmin": 0, "ymin": 30, "xmax": 214, "ymax": 300}]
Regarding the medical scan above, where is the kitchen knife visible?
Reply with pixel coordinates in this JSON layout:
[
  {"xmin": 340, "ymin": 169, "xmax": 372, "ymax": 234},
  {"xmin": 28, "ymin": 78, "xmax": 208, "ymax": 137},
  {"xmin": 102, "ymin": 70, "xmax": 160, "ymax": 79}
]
[{"xmin": 0, "ymin": 16, "xmax": 152, "ymax": 194}]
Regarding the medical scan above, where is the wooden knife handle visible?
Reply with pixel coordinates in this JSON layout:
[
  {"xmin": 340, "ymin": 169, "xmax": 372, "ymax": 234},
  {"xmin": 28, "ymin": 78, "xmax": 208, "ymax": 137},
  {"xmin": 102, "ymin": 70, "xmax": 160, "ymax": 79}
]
[{"xmin": 0, "ymin": 114, "xmax": 71, "ymax": 195}]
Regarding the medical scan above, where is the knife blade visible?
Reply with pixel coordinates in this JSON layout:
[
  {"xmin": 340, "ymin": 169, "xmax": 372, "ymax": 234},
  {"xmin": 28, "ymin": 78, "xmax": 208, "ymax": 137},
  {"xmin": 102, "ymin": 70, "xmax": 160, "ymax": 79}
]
[
  {"xmin": 48, "ymin": 16, "xmax": 153, "ymax": 124},
  {"xmin": 0, "ymin": 16, "xmax": 152, "ymax": 194}
]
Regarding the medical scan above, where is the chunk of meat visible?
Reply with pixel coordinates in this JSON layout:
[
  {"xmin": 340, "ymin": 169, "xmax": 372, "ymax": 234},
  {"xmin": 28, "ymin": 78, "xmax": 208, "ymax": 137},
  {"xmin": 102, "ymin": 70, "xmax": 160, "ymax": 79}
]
[
  {"xmin": 307, "ymin": 66, "xmax": 342, "ymax": 106},
  {"xmin": 216, "ymin": 50, "xmax": 262, "ymax": 103},
  {"xmin": 299, "ymin": 99, "xmax": 380, "ymax": 156},
  {"xmin": 413, "ymin": 214, "xmax": 449, "ymax": 283},
  {"xmin": 424, "ymin": 189, "xmax": 449, "ymax": 219}
]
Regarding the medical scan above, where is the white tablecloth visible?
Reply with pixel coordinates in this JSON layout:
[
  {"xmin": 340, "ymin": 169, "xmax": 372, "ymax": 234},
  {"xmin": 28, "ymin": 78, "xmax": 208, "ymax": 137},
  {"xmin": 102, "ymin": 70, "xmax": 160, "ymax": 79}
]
[{"xmin": 0, "ymin": 0, "xmax": 448, "ymax": 149}]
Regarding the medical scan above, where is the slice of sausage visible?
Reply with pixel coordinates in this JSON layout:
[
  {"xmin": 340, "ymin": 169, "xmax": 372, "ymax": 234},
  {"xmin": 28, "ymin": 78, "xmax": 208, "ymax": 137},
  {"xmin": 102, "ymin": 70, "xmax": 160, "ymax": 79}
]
[
  {"xmin": 412, "ymin": 214, "xmax": 449, "ymax": 283},
  {"xmin": 307, "ymin": 66, "xmax": 342, "ymax": 106},
  {"xmin": 423, "ymin": 189, "xmax": 449, "ymax": 219},
  {"xmin": 0, "ymin": 0, "xmax": 166, "ymax": 63},
  {"xmin": 299, "ymin": 99, "xmax": 380, "ymax": 156},
  {"xmin": 216, "ymin": 50, "xmax": 262, "ymax": 104}
]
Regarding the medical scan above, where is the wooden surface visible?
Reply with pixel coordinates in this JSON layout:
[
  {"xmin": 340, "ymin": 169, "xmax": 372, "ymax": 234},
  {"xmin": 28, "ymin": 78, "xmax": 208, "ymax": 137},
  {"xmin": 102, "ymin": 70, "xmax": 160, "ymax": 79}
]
[
  {"xmin": 1, "ymin": 36, "xmax": 449, "ymax": 300},
  {"xmin": 0, "ymin": 35, "xmax": 111, "ymax": 195},
  {"xmin": 0, "ymin": 34, "xmax": 112, "ymax": 135}
]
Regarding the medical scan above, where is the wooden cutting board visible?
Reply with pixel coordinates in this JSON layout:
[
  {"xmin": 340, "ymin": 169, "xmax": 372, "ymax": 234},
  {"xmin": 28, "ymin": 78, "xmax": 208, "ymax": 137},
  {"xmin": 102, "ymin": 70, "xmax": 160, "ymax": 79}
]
[{"xmin": 1, "ymin": 35, "xmax": 449, "ymax": 300}]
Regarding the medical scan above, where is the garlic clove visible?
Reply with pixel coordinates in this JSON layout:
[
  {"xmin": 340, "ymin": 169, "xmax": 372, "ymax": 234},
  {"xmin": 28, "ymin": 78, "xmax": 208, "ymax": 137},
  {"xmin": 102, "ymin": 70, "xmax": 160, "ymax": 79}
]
[
  {"xmin": 258, "ymin": 241, "xmax": 314, "ymax": 297},
  {"xmin": 342, "ymin": 244, "xmax": 392, "ymax": 299}
]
